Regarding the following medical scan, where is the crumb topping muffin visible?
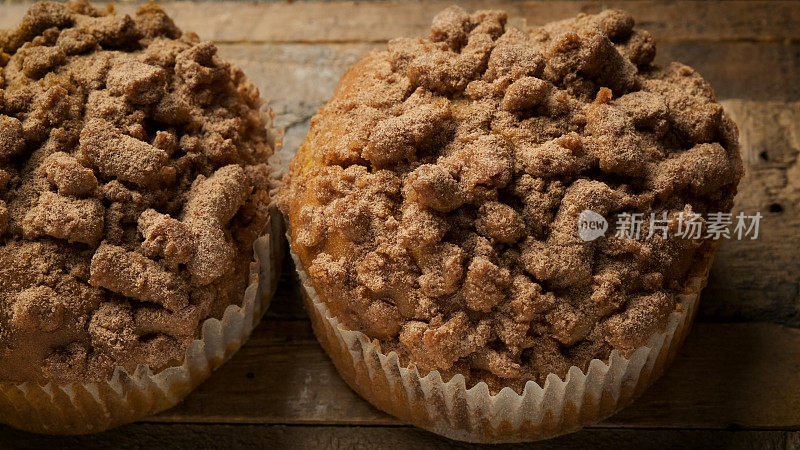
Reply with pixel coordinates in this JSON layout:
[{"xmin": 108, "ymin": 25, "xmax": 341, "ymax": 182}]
[
  {"xmin": 282, "ymin": 6, "xmax": 743, "ymax": 393},
  {"xmin": 0, "ymin": 0, "xmax": 274, "ymax": 383}
]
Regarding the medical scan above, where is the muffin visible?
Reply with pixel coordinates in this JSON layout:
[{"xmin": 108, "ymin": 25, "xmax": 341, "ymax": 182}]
[
  {"xmin": 0, "ymin": 0, "xmax": 282, "ymax": 434},
  {"xmin": 280, "ymin": 6, "xmax": 743, "ymax": 443}
]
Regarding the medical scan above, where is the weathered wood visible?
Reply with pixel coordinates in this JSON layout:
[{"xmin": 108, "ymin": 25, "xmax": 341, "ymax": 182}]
[
  {"xmin": 655, "ymin": 42, "xmax": 800, "ymax": 102},
  {"xmin": 0, "ymin": 423, "xmax": 795, "ymax": 449},
  {"xmin": 157, "ymin": 319, "xmax": 388, "ymax": 425},
  {"xmin": 703, "ymin": 101, "xmax": 800, "ymax": 326},
  {"xmin": 147, "ymin": 319, "xmax": 800, "ymax": 429},
  {"xmin": 4, "ymin": 1, "xmax": 798, "ymax": 43}
]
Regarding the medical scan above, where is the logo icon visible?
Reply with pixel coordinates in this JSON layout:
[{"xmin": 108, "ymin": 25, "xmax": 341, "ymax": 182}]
[{"xmin": 578, "ymin": 210, "xmax": 608, "ymax": 242}]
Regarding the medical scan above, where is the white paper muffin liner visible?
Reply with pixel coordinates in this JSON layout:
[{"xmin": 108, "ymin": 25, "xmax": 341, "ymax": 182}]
[
  {"xmin": 0, "ymin": 208, "xmax": 283, "ymax": 435},
  {"xmin": 289, "ymin": 231, "xmax": 716, "ymax": 443},
  {"xmin": 0, "ymin": 98, "xmax": 285, "ymax": 435}
]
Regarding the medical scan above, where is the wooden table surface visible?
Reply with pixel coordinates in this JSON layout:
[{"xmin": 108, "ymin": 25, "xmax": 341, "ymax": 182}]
[{"xmin": 1, "ymin": 1, "xmax": 800, "ymax": 448}]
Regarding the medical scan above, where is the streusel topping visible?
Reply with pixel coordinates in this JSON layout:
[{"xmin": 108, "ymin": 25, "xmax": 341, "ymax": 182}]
[
  {"xmin": 280, "ymin": 6, "xmax": 742, "ymax": 392},
  {"xmin": 0, "ymin": 0, "xmax": 273, "ymax": 382}
]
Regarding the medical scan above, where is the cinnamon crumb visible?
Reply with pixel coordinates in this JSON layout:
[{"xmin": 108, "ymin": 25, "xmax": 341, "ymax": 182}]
[
  {"xmin": 280, "ymin": 6, "xmax": 742, "ymax": 392},
  {"xmin": 0, "ymin": 1, "xmax": 273, "ymax": 383}
]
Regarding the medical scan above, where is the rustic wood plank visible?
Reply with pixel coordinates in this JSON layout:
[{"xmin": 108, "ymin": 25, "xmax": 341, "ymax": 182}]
[
  {"xmin": 157, "ymin": 319, "xmax": 388, "ymax": 424},
  {"xmin": 654, "ymin": 42, "xmax": 800, "ymax": 102},
  {"xmin": 702, "ymin": 100, "xmax": 800, "ymax": 326},
  {"xmin": 0, "ymin": 423, "xmax": 795, "ymax": 449},
  {"xmin": 4, "ymin": 1, "xmax": 797, "ymax": 43},
  {"xmin": 166, "ymin": 1, "xmax": 800, "ymax": 43},
  {"xmin": 149, "ymin": 319, "xmax": 800, "ymax": 429}
]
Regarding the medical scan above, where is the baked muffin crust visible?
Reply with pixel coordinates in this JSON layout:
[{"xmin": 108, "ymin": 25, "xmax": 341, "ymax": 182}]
[
  {"xmin": 282, "ymin": 7, "xmax": 743, "ymax": 392},
  {"xmin": 0, "ymin": 1, "xmax": 273, "ymax": 383}
]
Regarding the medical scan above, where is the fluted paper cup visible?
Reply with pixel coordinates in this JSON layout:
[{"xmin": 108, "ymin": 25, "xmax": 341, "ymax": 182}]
[
  {"xmin": 0, "ymin": 104, "xmax": 285, "ymax": 436},
  {"xmin": 289, "ymin": 229, "xmax": 715, "ymax": 443}
]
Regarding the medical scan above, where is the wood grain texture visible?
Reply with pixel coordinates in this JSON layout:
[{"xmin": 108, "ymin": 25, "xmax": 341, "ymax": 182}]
[
  {"xmin": 704, "ymin": 101, "xmax": 800, "ymax": 326},
  {"xmin": 3, "ymin": 1, "xmax": 797, "ymax": 43},
  {"xmin": 0, "ymin": 424, "xmax": 796, "ymax": 449}
]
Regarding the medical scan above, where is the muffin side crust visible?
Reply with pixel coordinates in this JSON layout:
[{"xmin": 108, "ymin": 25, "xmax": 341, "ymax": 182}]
[
  {"xmin": 0, "ymin": 0, "xmax": 273, "ymax": 383},
  {"xmin": 281, "ymin": 7, "xmax": 743, "ymax": 393}
]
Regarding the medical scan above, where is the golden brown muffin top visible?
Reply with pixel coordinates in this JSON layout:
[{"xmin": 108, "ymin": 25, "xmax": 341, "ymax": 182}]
[
  {"xmin": 281, "ymin": 6, "xmax": 743, "ymax": 392},
  {"xmin": 0, "ymin": 0, "xmax": 274, "ymax": 383}
]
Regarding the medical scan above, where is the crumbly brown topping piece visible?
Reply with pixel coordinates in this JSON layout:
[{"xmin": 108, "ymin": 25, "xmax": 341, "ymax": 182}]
[
  {"xmin": 0, "ymin": 0, "xmax": 273, "ymax": 383},
  {"xmin": 281, "ymin": 7, "xmax": 743, "ymax": 392}
]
